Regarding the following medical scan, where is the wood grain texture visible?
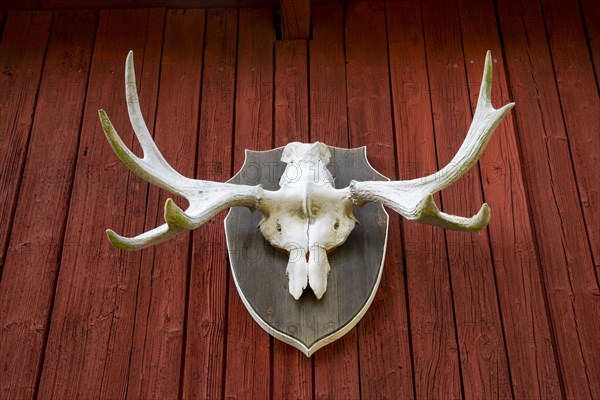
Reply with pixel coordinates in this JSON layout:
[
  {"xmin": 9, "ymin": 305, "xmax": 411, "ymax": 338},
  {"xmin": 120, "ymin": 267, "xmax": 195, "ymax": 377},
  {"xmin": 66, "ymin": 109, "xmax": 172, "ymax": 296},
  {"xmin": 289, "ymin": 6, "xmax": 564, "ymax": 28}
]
[
  {"xmin": 224, "ymin": 8, "xmax": 273, "ymax": 399},
  {"xmin": 273, "ymin": 37, "xmax": 312, "ymax": 400},
  {"xmin": 421, "ymin": 1, "xmax": 513, "ymax": 398},
  {"xmin": 542, "ymin": 0, "xmax": 600, "ymax": 282},
  {"xmin": 385, "ymin": 1, "xmax": 460, "ymax": 398},
  {"xmin": 0, "ymin": 11, "xmax": 51, "ymax": 274},
  {"xmin": 36, "ymin": 8, "xmax": 164, "ymax": 400},
  {"xmin": 1, "ymin": 2, "xmax": 599, "ymax": 398},
  {"xmin": 0, "ymin": 0, "xmax": 279, "ymax": 10},
  {"xmin": 280, "ymin": 0, "xmax": 310, "ymax": 40},
  {"xmin": 581, "ymin": 0, "xmax": 600, "ymax": 90},
  {"xmin": 181, "ymin": 8, "xmax": 237, "ymax": 400},
  {"xmin": 344, "ymin": 2, "xmax": 414, "ymax": 398},
  {"xmin": 310, "ymin": 3, "xmax": 348, "ymax": 147},
  {"xmin": 498, "ymin": 0, "xmax": 600, "ymax": 397},
  {"xmin": 0, "ymin": 10, "xmax": 95, "ymax": 399},
  {"xmin": 232, "ymin": 7, "xmax": 274, "ymax": 170},
  {"xmin": 274, "ymin": 40, "xmax": 309, "ymax": 146},
  {"xmin": 310, "ymin": 4, "xmax": 360, "ymax": 399},
  {"xmin": 457, "ymin": 0, "xmax": 563, "ymax": 398},
  {"xmin": 125, "ymin": 9, "xmax": 205, "ymax": 400},
  {"xmin": 0, "ymin": 0, "xmax": 355, "ymax": 11}
]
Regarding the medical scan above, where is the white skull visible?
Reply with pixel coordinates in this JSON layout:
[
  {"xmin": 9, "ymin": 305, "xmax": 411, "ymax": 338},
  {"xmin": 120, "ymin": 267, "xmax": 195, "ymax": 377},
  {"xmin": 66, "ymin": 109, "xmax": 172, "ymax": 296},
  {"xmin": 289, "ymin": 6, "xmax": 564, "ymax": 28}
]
[{"xmin": 257, "ymin": 143, "xmax": 357, "ymax": 299}]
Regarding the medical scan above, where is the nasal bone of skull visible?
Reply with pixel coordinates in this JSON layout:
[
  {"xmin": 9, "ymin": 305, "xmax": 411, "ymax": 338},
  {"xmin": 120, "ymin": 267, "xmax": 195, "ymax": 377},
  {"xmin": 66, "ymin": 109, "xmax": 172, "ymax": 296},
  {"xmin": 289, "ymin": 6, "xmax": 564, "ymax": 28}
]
[
  {"xmin": 286, "ymin": 246, "xmax": 331, "ymax": 300},
  {"xmin": 286, "ymin": 247, "xmax": 308, "ymax": 300},
  {"xmin": 308, "ymin": 246, "xmax": 330, "ymax": 299}
]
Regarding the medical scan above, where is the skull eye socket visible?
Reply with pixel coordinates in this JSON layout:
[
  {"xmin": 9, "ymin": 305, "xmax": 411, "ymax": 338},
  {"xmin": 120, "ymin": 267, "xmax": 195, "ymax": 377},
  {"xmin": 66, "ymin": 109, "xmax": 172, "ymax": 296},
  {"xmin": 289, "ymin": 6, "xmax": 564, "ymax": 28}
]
[{"xmin": 334, "ymin": 218, "xmax": 340, "ymax": 230}]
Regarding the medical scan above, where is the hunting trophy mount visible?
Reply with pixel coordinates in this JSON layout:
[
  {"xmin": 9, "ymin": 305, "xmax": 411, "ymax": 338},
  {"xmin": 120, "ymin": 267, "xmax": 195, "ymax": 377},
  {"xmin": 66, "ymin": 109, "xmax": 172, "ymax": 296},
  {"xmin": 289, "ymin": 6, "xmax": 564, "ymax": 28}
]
[{"xmin": 99, "ymin": 51, "xmax": 514, "ymax": 356}]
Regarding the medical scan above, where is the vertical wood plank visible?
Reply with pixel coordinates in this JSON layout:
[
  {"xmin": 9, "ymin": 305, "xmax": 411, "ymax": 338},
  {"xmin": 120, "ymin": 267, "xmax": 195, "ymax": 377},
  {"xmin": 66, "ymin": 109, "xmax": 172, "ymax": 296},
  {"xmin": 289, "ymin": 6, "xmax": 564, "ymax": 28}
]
[
  {"xmin": 542, "ymin": 0, "xmax": 600, "ymax": 282},
  {"xmin": 182, "ymin": 8, "xmax": 237, "ymax": 399},
  {"xmin": 457, "ymin": 0, "xmax": 563, "ymax": 398},
  {"xmin": 280, "ymin": 0, "xmax": 310, "ymax": 40},
  {"xmin": 581, "ymin": 0, "xmax": 600, "ymax": 90},
  {"xmin": 385, "ymin": 1, "xmax": 461, "ymax": 398},
  {"xmin": 310, "ymin": 4, "xmax": 360, "ymax": 399},
  {"xmin": 224, "ymin": 8, "xmax": 273, "ymax": 399},
  {"xmin": 310, "ymin": 3, "xmax": 348, "ymax": 147},
  {"xmin": 275, "ymin": 40, "xmax": 309, "ymax": 146},
  {"xmin": 125, "ymin": 9, "xmax": 205, "ymax": 400},
  {"xmin": 420, "ymin": 1, "xmax": 512, "ymax": 398},
  {"xmin": 0, "ymin": 10, "xmax": 95, "ymax": 400},
  {"xmin": 272, "ymin": 38, "xmax": 312, "ymax": 400},
  {"xmin": 344, "ymin": 2, "xmax": 414, "ymax": 398},
  {"xmin": 498, "ymin": 0, "xmax": 600, "ymax": 397},
  {"xmin": 0, "ymin": 11, "xmax": 52, "ymax": 274},
  {"xmin": 36, "ymin": 9, "xmax": 164, "ymax": 399},
  {"xmin": 232, "ymin": 7, "xmax": 275, "ymax": 170}
]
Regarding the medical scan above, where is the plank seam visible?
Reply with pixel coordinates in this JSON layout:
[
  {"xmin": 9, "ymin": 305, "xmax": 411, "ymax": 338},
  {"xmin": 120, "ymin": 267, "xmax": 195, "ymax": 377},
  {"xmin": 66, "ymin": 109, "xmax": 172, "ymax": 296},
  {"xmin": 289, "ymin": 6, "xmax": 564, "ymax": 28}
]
[
  {"xmin": 537, "ymin": 0, "xmax": 600, "ymax": 290},
  {"xmin": 269, "ymin": 9, "xmax": 276, "ymax": 398},
  {"xmin": 306, "ymin": 32, "xmax": 317, "ymax": 400},
  {"xmin": 122, "ymin": 8, "xmax": 168, "ymax": 398},
  {"xmin": 578, "ymin": 0, "xmax": 600, "ymax": 97},
  {"xmin": 0, "ymin": 12, "xmax": 6, "ymax": 42},
  {"xmin": 220, "ymin": 7, "xmax": 240, "ymax": 400},
  {"xmin": 492, "ymin": 0, "xmax": 569, "ymax": 397},
  {"xmin": 33, "ymin": 9, "xmax": 100, "ymax": 399},
  {"xmin": 124, "ymin": 8, "xmax": 169, "ymax": 397},
  {"xmin": 306, "ymin": 39, "xmax": 312, "ymax": 143},
  {"xmin": 382, "ymin": 3, "xmax": 417, "ymax": 398},
  {"xmin": 339, "ymin": 4, "xmax": 366, "ymax": 390},
  {"xmin": 419, "ymin": 3, "xmax": 466, "ymax": 398},
  {"xmin": 536, "ymin": 0, "xmax": 599, "ymax": 393},
  {"xmin": 0, "ymin": 11, "xmax": 52, "ymax": 281},
  {"xmin": 575, "ymin": 0, "xmax": 600, "ymax": 286},
  {"xmin": 270, "ymin": 15, "xmax": 276, "ymax": 146},
  {"xmin": 178, "ymin": 8, "xmax": 208, "ymax": 399},
  {"xmin": 454, "ymin": 2, "xmax": 516, "ymax": 398},
  {"xmin": 339, "ymin": 6, "xmax": 363, "ymax": 396},
  {"xmin": 341, "ymin": 3, "xmax": 352, "ymax": 148},
  {"xmin": 87, "ymin": 10, "xmax": 123, "ymax": 395},
  {"xmin": 31, "ymin": 11, "xmax": 60, "ymax": 399}
]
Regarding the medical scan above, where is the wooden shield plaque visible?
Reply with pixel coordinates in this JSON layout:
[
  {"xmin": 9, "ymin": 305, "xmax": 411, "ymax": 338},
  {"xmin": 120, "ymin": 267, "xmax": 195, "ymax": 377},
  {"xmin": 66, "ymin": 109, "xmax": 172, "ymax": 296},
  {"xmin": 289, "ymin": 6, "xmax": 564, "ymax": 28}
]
[{"xmin": 224, "ymin": 145, "xmax": 389, "ymax": 356}]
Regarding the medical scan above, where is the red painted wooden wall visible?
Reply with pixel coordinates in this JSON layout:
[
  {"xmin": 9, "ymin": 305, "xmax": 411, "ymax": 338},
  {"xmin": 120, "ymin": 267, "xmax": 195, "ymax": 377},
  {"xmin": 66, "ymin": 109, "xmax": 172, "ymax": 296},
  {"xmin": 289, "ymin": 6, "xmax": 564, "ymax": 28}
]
[{"xmin": 1, "ymin": 0, "xmax": 599, "ymax": 398}]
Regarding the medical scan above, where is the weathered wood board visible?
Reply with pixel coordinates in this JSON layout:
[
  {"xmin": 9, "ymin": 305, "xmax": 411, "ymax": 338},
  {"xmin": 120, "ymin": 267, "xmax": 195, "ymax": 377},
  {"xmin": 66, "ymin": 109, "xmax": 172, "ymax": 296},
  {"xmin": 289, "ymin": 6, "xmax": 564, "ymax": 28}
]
[
  {"xmin": 457, "ymin": 0, "xmax": 562, "ymax": 398},
  {"xmin": 386, "ymin": 2, "xmax": 461, "ymax": 397},
  {"xmin": 0, "ymin": 10, "xmax": 95, "ymax": 399},
  {"xmin": 0, "ymin": 0, "xmax": 598, "ymax": 398},
  {"xmin": 35, "ymin": 9, "xmax": 164, "ymax": 400},
  {"xmin": 344, "ymin": 2, "xmax": 414, "ymax": 398}
]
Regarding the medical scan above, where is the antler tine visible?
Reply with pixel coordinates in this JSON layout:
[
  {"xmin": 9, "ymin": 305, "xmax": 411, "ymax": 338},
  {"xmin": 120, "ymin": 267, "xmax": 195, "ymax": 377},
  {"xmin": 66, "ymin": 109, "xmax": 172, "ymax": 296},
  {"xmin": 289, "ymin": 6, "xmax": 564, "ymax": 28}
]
[
  {"xmin": 414, "ymin": 50, "xmax": 515, "ymax": 194},
  {"xmin": 106, "ymin": 208, "xmax": 182, "ymax": 250},
  {"xmin": 99, "ymin": 51, "xmax": 196, "ymax": 199},
  {"xmin": 100, "ymin": 52, "xmax": 263, "ymax": 250},
  {"xmin": 350, "ymin": 51, "xmax": 514, "ymax": 232}
]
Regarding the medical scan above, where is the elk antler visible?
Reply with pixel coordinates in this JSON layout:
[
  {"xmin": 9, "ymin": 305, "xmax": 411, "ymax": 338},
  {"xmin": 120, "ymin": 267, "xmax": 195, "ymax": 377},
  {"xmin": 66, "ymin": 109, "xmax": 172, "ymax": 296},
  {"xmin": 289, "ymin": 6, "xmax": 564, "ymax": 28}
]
[
  {"xmin": 99, "ymin": 51, "xmax": 262, "ymax": 250},
  {"xmin": 349, "ymin": 51, "xmax": 515, "ymax": 231}
]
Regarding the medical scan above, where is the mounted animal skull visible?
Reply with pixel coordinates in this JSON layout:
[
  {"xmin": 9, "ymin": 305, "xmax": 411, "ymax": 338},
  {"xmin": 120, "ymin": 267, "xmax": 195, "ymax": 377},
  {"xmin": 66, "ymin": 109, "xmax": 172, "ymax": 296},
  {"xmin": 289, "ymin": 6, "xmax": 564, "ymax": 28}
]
[{"xmin": 99, "ymin": 51, "xmax": 514, "ymax": 300}]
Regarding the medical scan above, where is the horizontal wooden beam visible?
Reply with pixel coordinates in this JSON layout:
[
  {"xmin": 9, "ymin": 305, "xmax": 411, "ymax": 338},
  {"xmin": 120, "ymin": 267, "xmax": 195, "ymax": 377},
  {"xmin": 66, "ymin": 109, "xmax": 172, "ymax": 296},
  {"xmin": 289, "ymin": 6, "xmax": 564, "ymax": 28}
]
[
  {"xmin": 0, "ymin": 0, "xmax": 277, "ymax": 10},
  {"xmin": 0, "ymin": 0, "xmax": 340, "ymax": 11}
]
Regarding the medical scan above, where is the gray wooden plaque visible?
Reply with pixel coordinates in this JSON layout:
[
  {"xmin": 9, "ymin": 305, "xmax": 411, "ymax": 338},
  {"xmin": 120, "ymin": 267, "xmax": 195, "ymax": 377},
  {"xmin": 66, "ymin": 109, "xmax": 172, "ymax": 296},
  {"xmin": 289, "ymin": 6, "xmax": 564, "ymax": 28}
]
[{"xmin": 224, "ymin": 145, "xmax": 389, "ymax": 356}]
